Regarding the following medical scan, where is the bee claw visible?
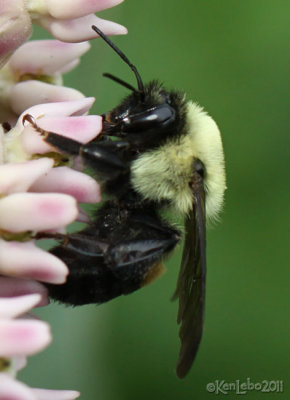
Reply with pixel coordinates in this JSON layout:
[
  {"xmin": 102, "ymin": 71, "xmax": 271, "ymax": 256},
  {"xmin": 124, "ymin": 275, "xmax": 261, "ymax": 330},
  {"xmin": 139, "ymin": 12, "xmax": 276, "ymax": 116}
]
[
  {"xmin": 22, "ymin": 113, "xmax": 47, "ymax": 136},
  {"xmin": 22, "ymin": 113, "xmax": 35, "ymax": 127}
]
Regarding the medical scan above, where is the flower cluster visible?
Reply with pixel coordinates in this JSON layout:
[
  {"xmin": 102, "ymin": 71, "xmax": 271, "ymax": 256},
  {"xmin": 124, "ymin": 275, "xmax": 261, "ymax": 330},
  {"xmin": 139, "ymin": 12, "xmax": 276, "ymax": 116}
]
[
  {"xmin": 0, "ymin": 1, "xmax": 126, "ymax": 398},
  {"xmin": 0, "ymin": 0, "xmax": 126, "ymax": 66}
]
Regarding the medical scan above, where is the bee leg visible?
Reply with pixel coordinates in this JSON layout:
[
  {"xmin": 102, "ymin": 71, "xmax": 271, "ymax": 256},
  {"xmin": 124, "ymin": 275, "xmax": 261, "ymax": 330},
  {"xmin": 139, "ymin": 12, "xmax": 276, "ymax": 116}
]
[
  {"xmin": 46, "ymin": 134, "xmax": 129, "ymax": 177},
  {"xmin": 47, "ymin": 233, "xmax": 118, "ymax": 305},
  {"xmin": 105, "ymin": 236, "xmax": 179, "ymax": 284},
  {"xmin": 22, "ymin": 113, "xmax": 129, "ymax": 178},
  {"xmin": 47, "ymin": 203, "xmax": 181, "ymax": 306},
  {"xmin": 47, "ymin": 229, "xmax": 180, "ymax": 305}
]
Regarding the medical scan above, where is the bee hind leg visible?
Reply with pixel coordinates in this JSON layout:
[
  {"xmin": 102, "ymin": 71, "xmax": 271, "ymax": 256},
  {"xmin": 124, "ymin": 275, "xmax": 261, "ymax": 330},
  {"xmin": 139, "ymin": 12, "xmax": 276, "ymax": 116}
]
[{"xmin": 47, "ymin": 204, "xmax": 181, "ymax": 305}]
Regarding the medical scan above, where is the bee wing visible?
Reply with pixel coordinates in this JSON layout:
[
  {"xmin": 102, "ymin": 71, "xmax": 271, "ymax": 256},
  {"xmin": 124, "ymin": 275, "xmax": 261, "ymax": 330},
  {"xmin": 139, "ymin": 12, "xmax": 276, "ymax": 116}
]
[{"xmin": 172, "ymin": 169, "xmax": 206, "ymax": 378}]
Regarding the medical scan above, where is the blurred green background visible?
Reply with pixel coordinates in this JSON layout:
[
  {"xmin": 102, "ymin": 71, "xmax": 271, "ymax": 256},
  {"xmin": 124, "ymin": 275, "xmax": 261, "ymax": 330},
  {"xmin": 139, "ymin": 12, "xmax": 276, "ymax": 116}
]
[{"xmin": 20, "ymin": 0, "xmax": 290, "ymax": 399}]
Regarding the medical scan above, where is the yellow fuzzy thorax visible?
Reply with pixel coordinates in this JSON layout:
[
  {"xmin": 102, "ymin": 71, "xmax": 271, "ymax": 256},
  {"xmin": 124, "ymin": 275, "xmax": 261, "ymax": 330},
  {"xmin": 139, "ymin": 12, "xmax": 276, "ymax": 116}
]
[{"xmin": 130, "ymin": 101, "xmax": 226, "ymax": 219}]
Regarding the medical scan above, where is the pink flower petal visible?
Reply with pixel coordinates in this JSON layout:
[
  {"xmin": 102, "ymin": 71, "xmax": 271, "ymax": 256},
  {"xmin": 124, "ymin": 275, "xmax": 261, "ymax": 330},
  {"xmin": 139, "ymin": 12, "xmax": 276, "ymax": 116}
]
[
  {"xmin": 0, "ymin": 159, "xmax": 53, "ymax": 195},
  {"xmin": 18, "ymin": 98, "xmax": 95, "ymax": 131},
  {"xmin": 10, "ymin": 81, "xmax": 85, "ymax": 115},
  {"xmin": 30, "ymin": 166, "xmax": 101, "ymax": 203},
  {"xmin": 21, "ymin": 115, "xmax": 102, "ymax": 155},
  {"xmin": 32, "ymin": 389, "xmax": 80, "ymax": 400},
  {"xmin": 0, "ymin": 375, "xmax": 36, "ymax": 400},
  {"xmin": 0, "ymin": 277, "xmax": 49, "ymax": 306},
  {"xmin": 57, "ymin": 59, "xmax": 79, "ymax": 74},
  {"xmin": 0, "ymin": 294, "xmax": 42, "ymax": 319},
  {"xmin": 0, "ymin": 193, "xmax": 78, "ymax": 232},
  {"xmin": 0, "ymin": 376, "xmax": 79, "ymax": 400},
  {"xmin": 40, "ymin": 14, "xmax": 127, "ymax": 42},
  {"xmin": 0, "ymin": 319, "xmax": 51, "ymax": 356},
  {"xmin": 0, "ymin": 1, "xmax": 32, "ymax": 68},
  {"xmin": 0, "ymin": 240, "xmax": 68, "ymax": 284},
  {"xmin": 37, "ymin": 115, "xmax": 102, "ymax": 140},
  {"xmin": 9, "ymin": 40, "xmax": 90, "ymax": 75},
  {"xmin": 46, "ymin": 0, "xmax": 124, "ymax": 19}
]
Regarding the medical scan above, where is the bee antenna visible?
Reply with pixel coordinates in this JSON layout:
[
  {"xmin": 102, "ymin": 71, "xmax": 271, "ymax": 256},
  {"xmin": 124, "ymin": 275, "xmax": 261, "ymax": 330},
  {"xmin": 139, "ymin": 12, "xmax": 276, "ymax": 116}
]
[
  {"xmin": 92, "ymin": 25, "xmax": 145, "ymax": 99},
  {"xmin": 103, "ymin": 73, "xmax": 137, "ymax": 93}
]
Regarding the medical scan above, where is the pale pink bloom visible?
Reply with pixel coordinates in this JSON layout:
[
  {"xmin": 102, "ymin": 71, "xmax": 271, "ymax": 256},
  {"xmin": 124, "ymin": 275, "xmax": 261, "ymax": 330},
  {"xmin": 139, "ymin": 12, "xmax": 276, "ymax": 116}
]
[
  {"xmin": 4, "ymin": 97, "xmax": 102, "ymax": 158},
  {"xmin": 0, "ymin": 293, "xmax": 79, "ymax": 399},
  {"xmin": 9, "ymin": 39, "xmax": 90, "ymax": 75},
  {"xmin": 11, "ymin": 82, "xmax": 85, "ymax": 117},
  {"xmin": 0, "ymin": 193, "xmax": 78, "ymax": 232},
  {"xmin": 0, "ymin": 376, "xmax": 80, "ymax": 400},
  {"xmin": 0, "ymin": 293, "xmax": 43, "ymax": 320},
  {"xmin": 0, "ymin": 157, "xmax": 77, "ymax": 284},
  {"xmin": 40, "ymin": 13, "xmax": 127, "ymax": 42},
  {"xmin": 19, "ymin": 98, "xmax": 102, "ymax": 155},
  {"xmin": 0, "ymin": 277, "xmax": 49, "ymax": 306},
  {"xmin": 0, "ymin": 0, "xmax": 127, "ymax": 66},
  {"xmin": 31, "ymin": 388, "xmax": 80, "ymax": 400},
  {"xmin": 0, "ymin": 294, "xmax": 50, "ymax": 371},
  {"xmin": 30, "ymin": 166, "xmax": 101, "ymax": 203},
  {"xmin": 0, "ymin": 158, "xmax": 54, "ymax": 194},
  {"xmin": 0, "ymin": 39, "xmax": 90, "ymax": 123},
  {"xmin": 0, "ymin": 98, "xmax": 102, "ymax": 233},
  {"xmin": 0, "ymin": 239, "xmax": 70, "ymax": 283},
  {"xmin": 0, "ymin": 313, "xmax": 51, "ymax": 357},
  {"xmin": 44, "ymin": 0, "xmax": 124, "ymax": 18},
  {"xmin": 0, "ymin": 0, "xmax": 32, "ymax": 68}
]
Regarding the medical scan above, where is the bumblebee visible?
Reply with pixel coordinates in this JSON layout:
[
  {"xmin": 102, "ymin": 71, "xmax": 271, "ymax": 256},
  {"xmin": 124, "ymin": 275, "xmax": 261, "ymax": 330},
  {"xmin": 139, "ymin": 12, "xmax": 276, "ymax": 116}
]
[{"xmin": 25, "ymin": 26, "xmax": 226, "ymax": 378}]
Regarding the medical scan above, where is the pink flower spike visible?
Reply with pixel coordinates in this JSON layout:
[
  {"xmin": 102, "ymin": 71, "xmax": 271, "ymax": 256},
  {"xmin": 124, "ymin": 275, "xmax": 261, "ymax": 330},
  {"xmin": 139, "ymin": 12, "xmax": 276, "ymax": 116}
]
[
  {"xmin": 0, "ymin": 319, "xmax": 51, "ymax": 357},
  {"xmin": 11, "ymin": 81, "xmax": 85, "ymax": 115},
  {"xmin": 0, "ymin": 159, "xmax": 53, "ymax": 195},
  {"xmin": 9, "ymin": 40, "xmax": 90, "ymax": 76},
  {"xmin": 30, "ymin": 166, "xmax": 101, "ymax": 204},
  {"xmin": 0, "ymin": 375, "xmax": 36, "ymax": 400},
  {"xmin": 0, "ymin": 240, "xmax": 68, "ymax": 284},
  {"xmin": 0, "ymin": 277, "xmax": 49, "ymax": 307},
  {"xmin": 0, "ymin": 294, "xmax": 42, "ymax": 319},
  {"xmin": 32, "ymin": 389, "xmax": 80, "ymax": 400},
  {"xmin": 46, "ymin": 0, "xmax": 124, "ymax": 19},
  {"xmin": 40, "ymin": 14, "xmax": 127, "ymax": 42},
  {"xmin": 0, "ymin": 193, "xmax": 78, "ymax": 232}
]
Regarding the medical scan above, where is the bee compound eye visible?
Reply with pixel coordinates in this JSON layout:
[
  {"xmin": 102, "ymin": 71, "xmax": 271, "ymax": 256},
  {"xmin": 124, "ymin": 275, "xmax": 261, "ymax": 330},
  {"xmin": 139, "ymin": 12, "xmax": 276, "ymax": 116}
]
[{"xmin": 121, "ymin": 103, "xmax": 176, "ymax": 133}]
